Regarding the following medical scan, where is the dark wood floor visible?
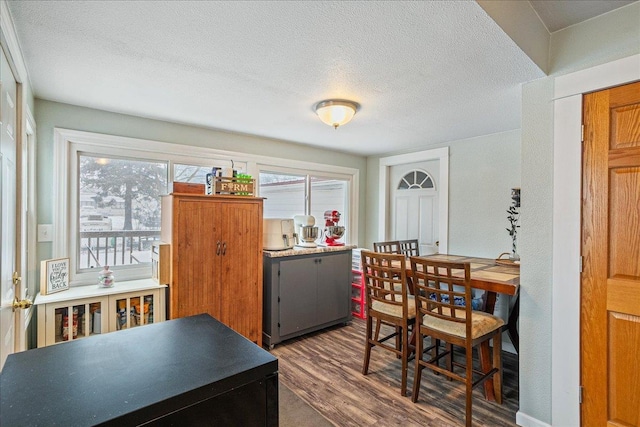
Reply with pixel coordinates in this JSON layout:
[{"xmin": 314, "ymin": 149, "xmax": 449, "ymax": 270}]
[{"xmin": 270, "ymin": 318, "xmax": 519, "ymax": 426}]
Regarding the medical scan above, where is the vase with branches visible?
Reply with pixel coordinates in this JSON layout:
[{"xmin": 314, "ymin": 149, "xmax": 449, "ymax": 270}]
[{"xmin": 507, "ymin": 188, "xmax": 520, "ymax": 261}]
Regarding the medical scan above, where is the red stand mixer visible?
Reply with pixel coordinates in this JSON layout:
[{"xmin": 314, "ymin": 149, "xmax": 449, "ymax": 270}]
[{"xmin": 323, "ymin": 210, "xmax": 345, "ymax": 246}]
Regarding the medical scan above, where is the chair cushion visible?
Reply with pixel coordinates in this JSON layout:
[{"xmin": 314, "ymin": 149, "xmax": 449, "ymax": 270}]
[
  {"xmin": 372, "ymin": 295, "xmax": 416, "ymax": 319},
  {"xmin": 422, "ymin": 308, "xmax": 504, "ymax": 339}
]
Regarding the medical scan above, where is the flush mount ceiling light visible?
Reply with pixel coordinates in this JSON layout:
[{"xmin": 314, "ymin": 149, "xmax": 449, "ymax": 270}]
[{"xmin": 315, "ymin": 99, "xmax": 360, "ymax": 129}]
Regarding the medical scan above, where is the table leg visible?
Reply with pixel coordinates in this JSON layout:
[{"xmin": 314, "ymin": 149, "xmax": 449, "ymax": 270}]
[
  {"xmin": 479, "ymin": 341, "xmax": 496, "ymax": 401},
  {"xmin": 479, "ymin": 289, "xmax": 498, "ymax": 400},
  {"xmin": 483, "ymin": 291, "xmax": 497, "ymax": 315},
  {"xmin": 507, "ymin": 291, "xmax": 520, "ymax": 353}
]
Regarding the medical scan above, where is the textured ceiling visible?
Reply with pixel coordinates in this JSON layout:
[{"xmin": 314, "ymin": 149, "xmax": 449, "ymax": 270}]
[{"xmin": 6, "ymin": 1, "xmax": 627, "ymax": 156}]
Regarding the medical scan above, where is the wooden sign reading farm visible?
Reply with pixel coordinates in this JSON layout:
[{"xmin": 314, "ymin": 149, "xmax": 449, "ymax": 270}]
[{"xmin": 214, "ymin": 177, "xmax": 254, "ymax": 196}]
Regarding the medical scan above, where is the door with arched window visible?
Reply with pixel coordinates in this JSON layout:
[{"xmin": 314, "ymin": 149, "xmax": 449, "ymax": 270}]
[{"xmin": 390, "ymin": 161, "xmax": 439, "ymax": 255}]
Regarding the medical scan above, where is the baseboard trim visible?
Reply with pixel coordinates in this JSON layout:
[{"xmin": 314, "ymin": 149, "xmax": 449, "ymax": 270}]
[{"xmin": 516, "ymin": 411, "xmax": 552, "ymax": 427}]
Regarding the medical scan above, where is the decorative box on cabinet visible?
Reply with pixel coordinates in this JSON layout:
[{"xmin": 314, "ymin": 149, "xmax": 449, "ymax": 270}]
[
  {"xmin": 263, "ymin": 247, "xmax": 353, "ymax": 348},
  {"xmin": 161, "ymin": 193, "xmax": 264, "ymax": 346},
  {"xmin": 34, "ymin": 279, "xmax": 166, "ymax": 347}
]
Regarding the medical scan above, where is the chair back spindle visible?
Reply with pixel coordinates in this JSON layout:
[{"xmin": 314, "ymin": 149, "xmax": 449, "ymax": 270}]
[
  {"xmin": 372, "ymin": 240, "xmax": 402, "ymax": 254},
  {"xmin": 398, "ymin": 239, "xmax": 420, "ymax": 257}
]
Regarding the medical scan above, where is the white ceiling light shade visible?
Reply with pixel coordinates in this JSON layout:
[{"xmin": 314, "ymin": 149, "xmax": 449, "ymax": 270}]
[{"xmin": 315, "ymin": 99, "xmax": 360, "ymax": 129}]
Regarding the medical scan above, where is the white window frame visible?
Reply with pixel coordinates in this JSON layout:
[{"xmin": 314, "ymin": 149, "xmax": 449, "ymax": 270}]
[
  {"xmin": 53, "ymin": 129, "xmax": 243, "ymax": 286},
  {"xmin": 254, "ymin": 161, "xmax": 359, "ymax": 247},
  {"xmin": 53, "ymin": 128, "xmax": 360, "ymax": 286}
]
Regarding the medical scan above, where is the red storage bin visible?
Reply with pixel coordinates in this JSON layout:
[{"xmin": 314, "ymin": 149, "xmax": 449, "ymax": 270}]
[{"xmin": 351, "ymin": 268, "xmax": 366, "ymax": 319}]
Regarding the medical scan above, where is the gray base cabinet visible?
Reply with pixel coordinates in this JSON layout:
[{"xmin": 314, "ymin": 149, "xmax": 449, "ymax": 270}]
[{"xmin": 263, "ymin": 249, "xmax": 352, "ymax": 348}]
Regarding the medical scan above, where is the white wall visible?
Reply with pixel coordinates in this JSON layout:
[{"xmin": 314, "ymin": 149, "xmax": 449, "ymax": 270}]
[
  {"xmin": 447, "ymin": 131, "xmax": 520, "ymax": 258},
  {"xmin": 519, "ymin": 77, "xmax": 554, "ymax": 426},
  {"xmin": 550, "ymin": 2, "xmax": 640, "ymax": 75}
]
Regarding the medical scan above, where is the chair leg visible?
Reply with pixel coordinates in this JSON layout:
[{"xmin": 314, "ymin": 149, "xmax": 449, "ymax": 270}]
[
  {"xmin": 465, "ymin": 381, "xmax": 473, "ymax": 427},
  {"xmin": 411, "ymin": 329, "xmax": 424, "ymax": 402},
  {"xmin": 446, "ymin": 342, "xmax": 453, "ymax": 375},
  {"xmin": 362, "ymin": 315, "xmax": 373, "ymax": 375},
  {"xmin": 465, "ymin": 344, "xmax": 473, "ymax": 427},
  {"xmin": 430, "ymin": 338, "xmax": 440, "ymax": 376},
  {"xmin": 400, "ymin": 324, "xmax": 409, "ymax": 396},
  {"xmin": 493, "ymin": 331, "xmax": 503, "ymax": 404},
  {"xmin": 374, "ymin": 319, "xmax": 381, "ymax": 342}
]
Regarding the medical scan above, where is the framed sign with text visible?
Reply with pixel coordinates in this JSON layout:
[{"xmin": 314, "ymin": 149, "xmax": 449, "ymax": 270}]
[{"xmin": 40, "ymin": 257, "xmax": 70, "ymax": 295}]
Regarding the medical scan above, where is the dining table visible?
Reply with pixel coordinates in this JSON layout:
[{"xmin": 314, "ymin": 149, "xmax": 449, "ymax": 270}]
[{"xmin": 403, "ymin": 253, "xmax": 520, "ymax": 402}]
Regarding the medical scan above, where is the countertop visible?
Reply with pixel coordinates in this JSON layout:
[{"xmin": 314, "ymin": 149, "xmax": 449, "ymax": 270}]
[
  {"xmin": 264, "ymin": 245, "xmax": 356, "ymax": 258},
  {"xmin": 0, "ymin": 314, "xmax": 278, "ymax": 426},
  {"xmin": 34, "ymin": 278, "xmax": 165, "ymax": 304}
]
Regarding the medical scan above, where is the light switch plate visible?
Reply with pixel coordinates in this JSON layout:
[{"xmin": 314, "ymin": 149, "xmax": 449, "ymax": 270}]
[{"xmin": 37, "ymin": 224, "xmax": 53, "ymax": 242}]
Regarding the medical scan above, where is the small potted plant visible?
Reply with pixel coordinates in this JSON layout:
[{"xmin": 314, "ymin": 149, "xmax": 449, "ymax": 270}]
[{"xmin": 507, "ymin": 188, "xmax": 520, "ymax": 261}]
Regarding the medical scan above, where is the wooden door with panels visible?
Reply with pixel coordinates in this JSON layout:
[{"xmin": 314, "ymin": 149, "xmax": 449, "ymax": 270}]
[{"xmin": 581, "ymin": 81, "xmax": 640, "ymax": 427}]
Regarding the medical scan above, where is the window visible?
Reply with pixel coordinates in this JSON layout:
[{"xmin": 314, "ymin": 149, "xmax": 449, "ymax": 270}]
[
  {"xmin": 259, "ymin": 172, "xmax": 306, "ymax": 218},
  {"xmin": 54, "ymin": 129, "xmax": 247, "ymax": 286},
  {"xmin": 77, "ymin": 154, "xmax": 167, "ymax": 271},
  {"xmin": 173, "ymin": 162, "xmax": 247, "ymax": 183},
  {"xmin": 397, "ymin": 170, "xmax": 434, "ymax": 190},
  {"xmin": 259, "ymin": 169, "xmax": 353, "ymax": 244},
  {"xmin": 54, "ymin": 129, "xmax": 358, "ymax": 285},
  {"xmin": 310, "ymin": 176, "xmax": 348, "ymax": 223}
]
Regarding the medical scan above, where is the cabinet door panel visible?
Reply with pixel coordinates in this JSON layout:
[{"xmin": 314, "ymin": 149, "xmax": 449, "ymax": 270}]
[
  {"xmin": 316, "ymin": 253, "xmax": 351, "ymax": 325},
  {"xmin": 44, "ymin": 298, "xmax": 108, "ymax": 346},
  {"xmin": 174, "ymin": 200, "xmax": 220, "ymax": 318},
  {"xmin": 219, "ymin": 201, "xmax": 262, "ymax": 341},
  {"xmin": 279, "ymin": 258, "xmax": 317, "ymax": 336},
  {"xmin": 111, "ymin": 292, "xmax": 159, "ymax": 330}
]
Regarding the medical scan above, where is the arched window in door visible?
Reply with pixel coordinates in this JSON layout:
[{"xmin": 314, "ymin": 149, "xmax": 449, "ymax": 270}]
[{"xmin": 397, "ymin": 170, "xmax": 434, "ymax": 190}]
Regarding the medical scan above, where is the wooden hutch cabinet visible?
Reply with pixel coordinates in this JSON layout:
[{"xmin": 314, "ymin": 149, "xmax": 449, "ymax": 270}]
[{"xmin": 161, "ymin": 194, "xmax": 263, "ymax": 346}]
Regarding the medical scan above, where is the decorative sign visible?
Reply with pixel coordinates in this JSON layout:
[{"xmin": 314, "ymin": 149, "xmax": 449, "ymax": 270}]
[
  {"xmin": 213, "ymin": 177, "xmax": 255, "ymax": 196},
  {"xmin": 40, "ymin": 258, "xmax": 70, "ymax": 295}
]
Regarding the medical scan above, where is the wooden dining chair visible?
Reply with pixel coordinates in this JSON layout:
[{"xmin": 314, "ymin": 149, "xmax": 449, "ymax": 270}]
[
  {"xmin": 372, "ymin": 240, "xmax": 402, "ymax": 254},
  {"xmin": 398, "ymin": 239, "xmax": 420, "ymax": 257},
  {"xmin": 361, "ymin": 250, "xmax": 416, "ymax": 396},
  {"xmin": 409, "ymin": 257, "xmax": 504, "ymax": 427}
]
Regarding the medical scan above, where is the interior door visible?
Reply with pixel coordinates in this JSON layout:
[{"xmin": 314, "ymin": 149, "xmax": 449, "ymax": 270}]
[
  {"xmin": 581, "ymin": 81, "xmax": 640, "ymax": 426},
  {"xmin": 390, "ymin": 161, "xmax": 439, "ymax": 254},
  {"xmin": 0, "ymin": 46, "xmax": 19, "ymax": 369}
]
